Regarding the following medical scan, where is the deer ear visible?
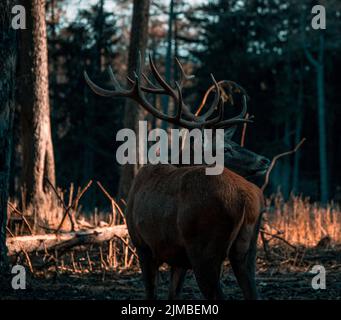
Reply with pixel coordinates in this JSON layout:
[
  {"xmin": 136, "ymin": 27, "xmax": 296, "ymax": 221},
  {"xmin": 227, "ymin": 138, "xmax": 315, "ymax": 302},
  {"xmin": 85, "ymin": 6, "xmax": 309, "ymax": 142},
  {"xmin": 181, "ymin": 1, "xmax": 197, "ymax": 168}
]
[{"xmin": 224, "ymin": 126, "xmax": 237, "ymax": 141}]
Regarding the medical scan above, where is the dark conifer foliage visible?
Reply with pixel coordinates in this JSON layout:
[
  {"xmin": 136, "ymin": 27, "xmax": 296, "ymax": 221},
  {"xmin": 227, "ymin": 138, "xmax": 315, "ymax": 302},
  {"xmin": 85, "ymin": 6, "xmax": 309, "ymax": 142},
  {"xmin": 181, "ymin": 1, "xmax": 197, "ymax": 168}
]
[
  {"xmin": 48, "ymin": 2, "xmax": 124, "ymax": 207},
  {"xmin": 185, "ymin": 0, "xmax": 340, "ymax": 200}
]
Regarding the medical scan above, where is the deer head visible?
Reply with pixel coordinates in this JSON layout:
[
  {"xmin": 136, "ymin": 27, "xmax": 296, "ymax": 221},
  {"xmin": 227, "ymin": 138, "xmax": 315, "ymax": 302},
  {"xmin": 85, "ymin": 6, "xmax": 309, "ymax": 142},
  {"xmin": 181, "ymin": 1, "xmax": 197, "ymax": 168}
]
[{"xmin": 220, "ymin": 126, "xmax": 270, "ymax": 178}]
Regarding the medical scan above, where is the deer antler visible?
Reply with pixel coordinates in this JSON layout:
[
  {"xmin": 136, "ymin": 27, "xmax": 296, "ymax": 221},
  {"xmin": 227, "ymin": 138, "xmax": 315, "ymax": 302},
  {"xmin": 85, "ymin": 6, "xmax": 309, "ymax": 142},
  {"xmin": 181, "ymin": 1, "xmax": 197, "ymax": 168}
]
[{"xmin": 84, "ymin": 53, "xmax": 252, "ymax": 129}]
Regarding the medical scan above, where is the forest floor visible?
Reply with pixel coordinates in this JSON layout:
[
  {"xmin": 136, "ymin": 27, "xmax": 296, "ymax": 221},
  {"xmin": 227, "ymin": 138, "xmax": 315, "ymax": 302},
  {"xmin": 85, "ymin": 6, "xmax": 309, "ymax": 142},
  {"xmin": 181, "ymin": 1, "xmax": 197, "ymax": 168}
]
[{"xmin": 1, "ymin": 245, "xmax": 340, "ymax": 300}]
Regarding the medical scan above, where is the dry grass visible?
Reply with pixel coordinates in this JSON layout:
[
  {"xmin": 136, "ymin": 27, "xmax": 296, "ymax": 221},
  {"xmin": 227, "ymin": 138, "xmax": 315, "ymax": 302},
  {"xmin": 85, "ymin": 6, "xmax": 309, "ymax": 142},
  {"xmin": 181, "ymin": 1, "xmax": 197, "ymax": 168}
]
[
  {"xmin": 264, "ymin": 193, "xmax": 341, "ymax": 246},
  {"xmin": 7, "ymin": 185, "xmax": 341, "ymax": 276}
]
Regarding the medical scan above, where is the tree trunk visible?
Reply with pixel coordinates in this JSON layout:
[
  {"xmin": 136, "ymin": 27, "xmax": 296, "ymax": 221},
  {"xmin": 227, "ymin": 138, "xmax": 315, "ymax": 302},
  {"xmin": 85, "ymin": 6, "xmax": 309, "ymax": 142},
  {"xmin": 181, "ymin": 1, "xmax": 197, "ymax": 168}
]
[
  {"xmin": 17, "ymin": 0, "xmax": 59, "ymax": 229},
  {"xmin": 161, "ymin": 0, "xmax": 175, "ymax": 130},
  {"xmin": 292, "ymin": 68, "xmax": 304, "ymax": 194},
  {"xmin": 82, "ymin": 0, "xmax": 105, "ymax": 210},
  {"xmin": 316, "ymin": 34, "xmax": 328, "ymax": 203},
  {"xmin": 118, "ymin": 0, "xmax": 150, "ymax": 200},
  {"xmin": 281, "ymin": 46, "xmax": 293, "ymax": 199},
  {"xmin": 303, "ymin": 31, "xmax": 329, "ymax": 203},
  {"xmin": 0, "ymin": 0, "xmax": 17, "ymax": 284},
  {"xmin": 281, "ymin": 117, "xmax": 291, "ymax": 199}
]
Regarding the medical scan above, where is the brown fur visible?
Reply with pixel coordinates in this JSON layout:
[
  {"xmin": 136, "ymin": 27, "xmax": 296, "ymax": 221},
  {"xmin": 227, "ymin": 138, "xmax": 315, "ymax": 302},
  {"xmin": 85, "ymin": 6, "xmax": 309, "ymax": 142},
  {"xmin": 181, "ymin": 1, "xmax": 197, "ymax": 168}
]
[{"xmin": 126, "ymin": 163, "xmax": 264, "ymax": 300}]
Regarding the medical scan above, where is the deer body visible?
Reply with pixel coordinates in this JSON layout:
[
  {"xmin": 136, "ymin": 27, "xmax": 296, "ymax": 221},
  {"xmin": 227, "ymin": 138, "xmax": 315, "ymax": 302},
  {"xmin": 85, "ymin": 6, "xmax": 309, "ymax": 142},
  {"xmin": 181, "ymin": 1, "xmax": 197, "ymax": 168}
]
[
  {"xmin": 85, "ymin": 53, "xmax": 269, "ymax": 300},
  {"xmin": 127, "ymin": 164, "xmax": 263, "ymax": 299}
]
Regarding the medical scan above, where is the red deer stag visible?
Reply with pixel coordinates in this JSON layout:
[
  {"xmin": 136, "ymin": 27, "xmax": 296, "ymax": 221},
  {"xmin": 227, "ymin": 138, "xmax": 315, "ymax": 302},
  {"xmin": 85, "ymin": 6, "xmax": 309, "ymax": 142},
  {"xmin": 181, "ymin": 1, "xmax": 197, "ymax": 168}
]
[{"xmin": 84, "ymin": 54, "xmax": 270, "ymax": 300}]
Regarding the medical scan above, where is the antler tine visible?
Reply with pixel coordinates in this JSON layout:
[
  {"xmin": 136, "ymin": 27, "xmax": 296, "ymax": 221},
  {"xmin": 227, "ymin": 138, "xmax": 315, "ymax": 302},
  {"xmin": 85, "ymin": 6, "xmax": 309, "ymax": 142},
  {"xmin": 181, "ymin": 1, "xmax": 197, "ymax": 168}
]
[
  {"xmin": 132, "ymin": 71, "xmax": 162, "ymax": 118},
  {"xmin": 108, "ymin": 65, "xmax": 123, "ymax": 91},
  {"xmin": 210, "ymin": 97, "xmax": 225, "ymax": 125},
  {"xmin": 213, "ymin": 94, "xmax": 253, "ymax": 128},
  {"xmin": 173, "ymin": 57, "xmax": 200, "ymax": 121},
  {"xmin": 84, "ymin": 71, "xmax": 128, "ymax": 97},
  {"xmin": 129, "ymin": 54, "xmax": 197, "ymax": 122},
  {"xmin": 215, "ymin": 117, "xmax": 254, "ymax": 128},
  {"xmin": 142, "ymin": 72, "xmax": 158, "ymax": 89},
  {"xmin": 126, "ymin": 75, "xmax": 135, "ymax": 86},
  {"xmin": 148, "ymin": 53, "xmax": 177, "ymax": 99},
  {"xmin": 128, "ymin": 51, "xmax": 171, "ymax": 95},
  {"xmin": 198, "ymin": 96, "xmax": 224, "ymax": 128},
  {"xmin": 175, "ymin": 57, "xmax": 194, "ymax": 89},
  {"xmin": 174, "ymin": 81, "xmax": 184, "ymax": 121},
  {"xmin": 195, "ymin": 74, "xmax": 221, "ymax": 122},
  {"xmin": 127, "ymin": 75, "xmax": 165, "ymax": 94}
]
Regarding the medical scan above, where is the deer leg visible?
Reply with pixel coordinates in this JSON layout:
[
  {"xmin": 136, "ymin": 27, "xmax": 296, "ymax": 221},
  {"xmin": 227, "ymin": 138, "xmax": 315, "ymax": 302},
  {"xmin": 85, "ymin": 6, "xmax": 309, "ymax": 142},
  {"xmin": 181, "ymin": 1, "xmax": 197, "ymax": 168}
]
[
  {"xmin": 168, "ymin": 266, "xmax": 187, "ymax": 300},
  {"xmin": 186, "ymin": 242, "xmax": 226, "ymax": 300},
  {"xmin": 191, "ymin": 257, "xmax": 225, "ymax": 300},
  {"xmin": 137, "ymin": 248, "xmax": 158, "ymax": 300},
  {"xmin": 228, "ymin": 224, "xmax": 260, "ymax": 300}
]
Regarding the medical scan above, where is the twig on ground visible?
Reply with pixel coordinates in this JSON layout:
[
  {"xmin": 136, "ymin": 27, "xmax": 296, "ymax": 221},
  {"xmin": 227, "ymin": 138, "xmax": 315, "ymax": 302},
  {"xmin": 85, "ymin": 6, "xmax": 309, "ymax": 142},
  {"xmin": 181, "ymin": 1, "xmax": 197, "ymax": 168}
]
[
  {"xmin": 86, "ymin": 251, "xmax": 93, "ymax": 272},
  {"xmin": 6, "ymin": 226, "xmax": 14, "ymax": 237},
  {"xmin": 97, "ymin": 181, "xmax": 126, "ymax": 224},
  {"xmin": 115, "ymin": 235, "xmax": 139, "ymax": 260},
  {"xmin": 55, "ymin": 180, "xmax": 93, "ymax": 233},
  {"xmin": 8, "ymin": 202, "xmax": 33, "ymax": 235},
  {"xmin": 45, "ymin": 178, "xmax": 76, "ymax": 231},
  {"xmin": 22, "ymin": 249, "xmax": 34, "ymax": 273},
  {"xmin": 128, "ymin": 251, "xmax": 136, "ymax": 268},
  {"xmin": 260, "ymin": 229, "xmax": 297, "ymax": 250}
]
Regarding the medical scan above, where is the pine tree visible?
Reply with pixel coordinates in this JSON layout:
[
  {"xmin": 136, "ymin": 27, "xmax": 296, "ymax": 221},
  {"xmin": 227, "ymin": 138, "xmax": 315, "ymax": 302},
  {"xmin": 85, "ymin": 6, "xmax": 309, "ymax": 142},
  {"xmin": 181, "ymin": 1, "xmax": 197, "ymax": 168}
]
[
  {"xmin": 0, "ymin": 0, "xmax": 17, "ymax": 283},
  {"xmin": 17, "ymin": 0, "xmax": 58, "ymax": 230}
]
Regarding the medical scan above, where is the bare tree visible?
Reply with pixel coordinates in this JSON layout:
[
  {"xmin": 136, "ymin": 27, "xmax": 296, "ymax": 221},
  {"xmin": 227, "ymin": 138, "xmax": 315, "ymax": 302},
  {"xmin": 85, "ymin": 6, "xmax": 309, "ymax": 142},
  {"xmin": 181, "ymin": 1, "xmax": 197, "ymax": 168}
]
[
  {"xmin": 0, "ymin": 0, "xmax": 17, "ymax": 282},
  {"xmin": 118, "ymin": 0, "xmax": 151, "ymax": 200},
  {"xmin": 17, "ymin": 0, "xmax": 59, "ymax": 229}
]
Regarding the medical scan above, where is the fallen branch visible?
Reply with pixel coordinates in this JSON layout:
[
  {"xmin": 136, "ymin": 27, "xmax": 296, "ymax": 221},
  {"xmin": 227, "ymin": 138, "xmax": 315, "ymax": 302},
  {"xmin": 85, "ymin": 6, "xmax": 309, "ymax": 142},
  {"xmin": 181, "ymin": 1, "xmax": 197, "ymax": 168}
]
[
  {"xmin": 261, "ymin": 138, "xmax": 306, "ymax": 192},
  {"xmin": 6, "ymin": 224, "xmax": 128, "ymax": 255}
]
